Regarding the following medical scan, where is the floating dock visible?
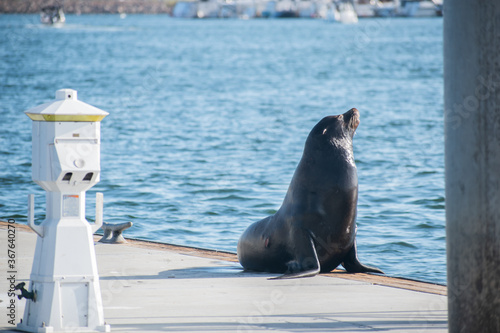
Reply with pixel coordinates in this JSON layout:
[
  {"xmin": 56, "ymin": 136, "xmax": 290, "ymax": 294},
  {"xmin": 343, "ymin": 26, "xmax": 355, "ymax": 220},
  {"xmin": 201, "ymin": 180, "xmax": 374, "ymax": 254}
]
[{"xmin": 0, "ymin": 221, "xmax": 447, "ymax": 332}]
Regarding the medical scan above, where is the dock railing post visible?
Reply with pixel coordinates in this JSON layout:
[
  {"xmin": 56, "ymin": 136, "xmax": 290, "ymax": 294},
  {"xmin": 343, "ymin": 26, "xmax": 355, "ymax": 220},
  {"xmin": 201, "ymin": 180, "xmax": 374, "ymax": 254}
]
[{"xmin": 444, "ymin": 0, "xmax": 500, "ymax": 331}]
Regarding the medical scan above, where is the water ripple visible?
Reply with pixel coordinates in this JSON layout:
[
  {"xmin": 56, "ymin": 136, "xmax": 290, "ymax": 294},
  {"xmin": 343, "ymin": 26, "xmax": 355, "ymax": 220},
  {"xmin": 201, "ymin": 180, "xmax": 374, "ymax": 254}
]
[{"xmin": 1, "ymin": 15, "xmax": 445, "ymax": 284}]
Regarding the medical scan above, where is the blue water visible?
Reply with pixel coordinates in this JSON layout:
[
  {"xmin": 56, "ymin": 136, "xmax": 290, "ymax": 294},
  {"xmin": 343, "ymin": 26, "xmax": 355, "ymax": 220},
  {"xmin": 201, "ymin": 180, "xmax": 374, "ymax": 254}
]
[{"xmin": 0, "ymin": 14, "xmax": 445, "ymax": 284}]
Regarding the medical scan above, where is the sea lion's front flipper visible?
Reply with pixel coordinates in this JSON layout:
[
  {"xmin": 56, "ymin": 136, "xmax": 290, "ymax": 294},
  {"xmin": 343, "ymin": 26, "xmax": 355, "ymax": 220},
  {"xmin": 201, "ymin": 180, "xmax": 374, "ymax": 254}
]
[
  {"xmin": 341, "ymin": 241, "xmax": 384, "ymax": 274},
  {"xmin": 270, "ymin": 229, "xmax": 320, "ymax": 279}
]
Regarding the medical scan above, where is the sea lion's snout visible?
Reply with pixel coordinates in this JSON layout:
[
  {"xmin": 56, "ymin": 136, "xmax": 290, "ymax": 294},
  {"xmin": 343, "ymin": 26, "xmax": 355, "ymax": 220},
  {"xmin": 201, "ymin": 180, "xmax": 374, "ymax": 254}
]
[{"xmin": 344, "ymin": 108, "xmax": 360, "ymax": 131}]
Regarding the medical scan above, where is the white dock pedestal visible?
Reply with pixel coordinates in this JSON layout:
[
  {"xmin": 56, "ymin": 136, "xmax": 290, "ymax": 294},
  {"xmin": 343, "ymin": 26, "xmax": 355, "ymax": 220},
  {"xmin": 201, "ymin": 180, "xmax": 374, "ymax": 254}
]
[{"xmin": 18, "ymin": 89, "xmax": 110, "ymax": 333}]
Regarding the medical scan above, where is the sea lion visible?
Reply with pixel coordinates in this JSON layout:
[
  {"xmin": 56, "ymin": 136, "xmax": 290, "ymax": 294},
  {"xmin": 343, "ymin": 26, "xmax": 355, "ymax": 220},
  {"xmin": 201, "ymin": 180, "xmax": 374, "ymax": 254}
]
[{"xmin": 237, "ymin": 108, "xmax": 383, "ymax": 278}]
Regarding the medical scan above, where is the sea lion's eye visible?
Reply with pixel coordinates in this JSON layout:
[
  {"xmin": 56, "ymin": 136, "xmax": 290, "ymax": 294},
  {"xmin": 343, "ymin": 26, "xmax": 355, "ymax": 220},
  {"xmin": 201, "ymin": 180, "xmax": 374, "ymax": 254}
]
[{"xmin": 322, "ymin": 128, "xmax": 327, "ymax": 135}]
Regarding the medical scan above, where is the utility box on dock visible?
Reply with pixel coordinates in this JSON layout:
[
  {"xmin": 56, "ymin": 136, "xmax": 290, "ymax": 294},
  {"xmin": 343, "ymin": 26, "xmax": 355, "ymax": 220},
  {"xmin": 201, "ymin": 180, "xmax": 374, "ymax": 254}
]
[
  {"xmin": 30, "ymin": 90, "xmax": 103, "ymax": 193},
  {"xmin": 19, "ymin": 89, "xmax": 110, "ymax": 333}
]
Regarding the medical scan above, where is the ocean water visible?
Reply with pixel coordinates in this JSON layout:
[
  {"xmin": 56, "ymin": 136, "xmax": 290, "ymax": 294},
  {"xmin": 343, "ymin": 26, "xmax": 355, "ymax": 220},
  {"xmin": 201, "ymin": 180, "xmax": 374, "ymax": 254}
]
[{"xmin": 0, "ymin": 14, "xmax": 445, "ymax": 284}]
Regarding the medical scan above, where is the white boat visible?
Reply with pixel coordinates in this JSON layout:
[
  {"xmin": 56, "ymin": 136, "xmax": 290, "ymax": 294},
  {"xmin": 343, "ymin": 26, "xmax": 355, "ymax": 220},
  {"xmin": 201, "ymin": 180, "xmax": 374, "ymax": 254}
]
[
  {"xmin": 373, "ymin": 0, "xmax": 398, "ymax": 17},
  {"xmin": 315, "ymin": 0, "xmax": 330, "ymax": 18},
  {"xmin": 411, "ymin": 0, "xmax": 440, "ymax": 17},
  {"xmin": 397, "ymin": 0, "xmax": 437, "ymax": 17},
  {"xmin": 327, "ymin": 1, "xmax": 358, "ymax": 23},
  {"xmin": 338, "ymin": 1, "xmax": 358, "ymax": 23},
  {"xmin": 40, "ymin": 6, "xmax": 65, "ymax": 25},
  {"xmin": 354, "ymin": 0, "xmax": 377, "ymax": 18},
  {"xmin": 375, "ymin": 0, "xmax": 440, "ymax": 17},
  {"xmin": 197, "ymin": 0, "xmax": 220, "ymax": 18}
]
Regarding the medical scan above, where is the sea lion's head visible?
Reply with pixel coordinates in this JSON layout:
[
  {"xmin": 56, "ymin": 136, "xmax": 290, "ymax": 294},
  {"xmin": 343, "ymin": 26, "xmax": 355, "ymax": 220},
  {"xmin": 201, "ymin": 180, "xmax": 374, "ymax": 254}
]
[{"xmin": 308, "ymin": 108, "xmax": 360, "ymax": 149}]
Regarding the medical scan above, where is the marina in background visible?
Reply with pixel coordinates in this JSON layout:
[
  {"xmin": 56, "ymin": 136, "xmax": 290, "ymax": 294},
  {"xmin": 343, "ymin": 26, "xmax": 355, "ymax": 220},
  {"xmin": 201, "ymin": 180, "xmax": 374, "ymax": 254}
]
[
  {"xmin": 32, "ymin": 0, "xmax": 443, "ymax": 26},
  {"xmin": 172, "ymin": 0, "xmax": 443, "ymax": 20},
  {"xmin": 0, "ymin": 0, "xmax": 443, "ymax": 21}
]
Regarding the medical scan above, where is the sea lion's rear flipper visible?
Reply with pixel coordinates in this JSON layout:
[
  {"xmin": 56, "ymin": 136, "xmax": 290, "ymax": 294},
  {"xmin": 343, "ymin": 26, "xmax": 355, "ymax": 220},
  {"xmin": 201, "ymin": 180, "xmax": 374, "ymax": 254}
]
[
  {"xmin": 341, "ymin": 241, "xmax": 384, "ymax": 274},
  {"xmin": 270, "ymin": 230, "xmax": 320, "ymax": 279}
]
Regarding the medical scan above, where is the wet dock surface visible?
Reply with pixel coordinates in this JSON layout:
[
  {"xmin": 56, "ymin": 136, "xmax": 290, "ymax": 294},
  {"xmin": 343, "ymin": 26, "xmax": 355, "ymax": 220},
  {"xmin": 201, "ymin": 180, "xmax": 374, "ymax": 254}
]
[{"xmin": 0, "ymin": 222, "xmax": 447, "ymax": 332}]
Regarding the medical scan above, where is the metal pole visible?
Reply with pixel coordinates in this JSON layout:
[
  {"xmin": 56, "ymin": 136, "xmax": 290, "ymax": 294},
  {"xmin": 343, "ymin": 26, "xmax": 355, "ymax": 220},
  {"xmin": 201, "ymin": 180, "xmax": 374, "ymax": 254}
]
[{"xmin": 444, "ymin": 0, "xmax": 500, "ymax": 332}]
